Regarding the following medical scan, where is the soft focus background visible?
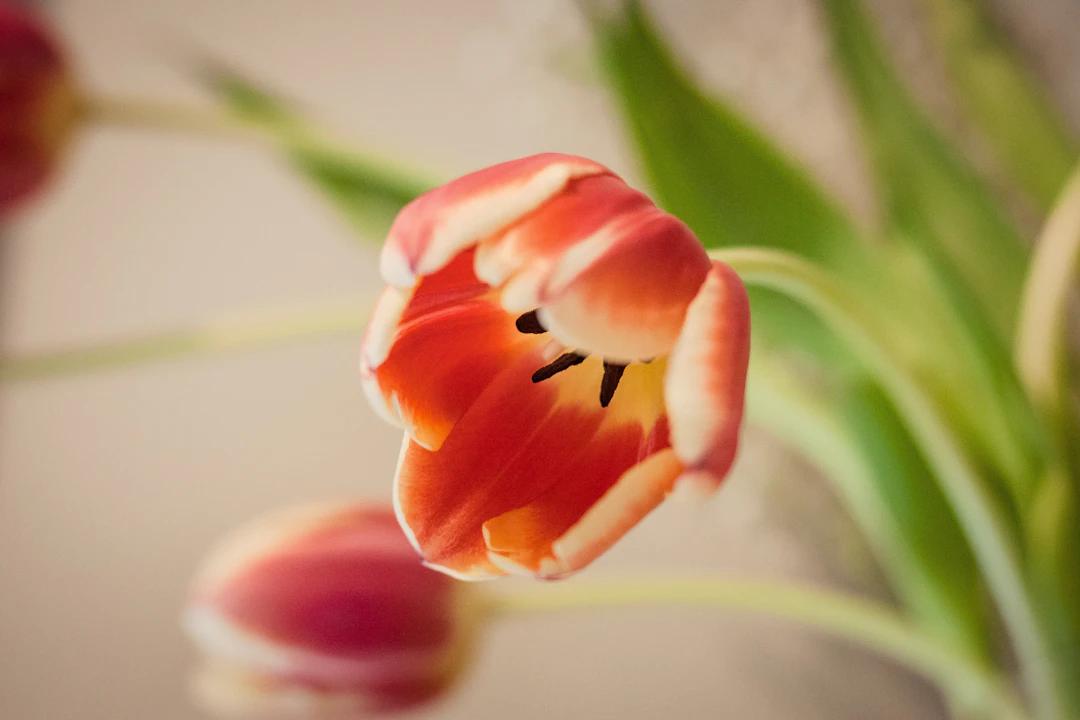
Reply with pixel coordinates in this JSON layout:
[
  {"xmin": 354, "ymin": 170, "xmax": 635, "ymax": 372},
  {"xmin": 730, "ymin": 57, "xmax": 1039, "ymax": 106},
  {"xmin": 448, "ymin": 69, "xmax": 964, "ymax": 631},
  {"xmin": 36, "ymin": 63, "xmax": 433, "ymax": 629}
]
[{"xmin": 2, "ymin": 1, "xmax": 1077, "ymax": 718}]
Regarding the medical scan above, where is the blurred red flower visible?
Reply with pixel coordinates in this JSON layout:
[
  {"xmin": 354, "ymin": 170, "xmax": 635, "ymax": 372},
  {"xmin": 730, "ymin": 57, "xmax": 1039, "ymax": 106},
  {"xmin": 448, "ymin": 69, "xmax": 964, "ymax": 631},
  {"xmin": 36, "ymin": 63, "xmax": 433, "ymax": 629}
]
[{"xmin": 0, "ymin": 2, "xmax": 75, "ymax": 215}]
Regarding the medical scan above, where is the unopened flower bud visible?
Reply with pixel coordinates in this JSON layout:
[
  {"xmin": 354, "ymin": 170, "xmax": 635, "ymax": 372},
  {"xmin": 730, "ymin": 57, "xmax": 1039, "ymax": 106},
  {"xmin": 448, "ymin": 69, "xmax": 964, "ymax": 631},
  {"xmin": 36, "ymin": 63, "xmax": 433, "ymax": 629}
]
[{"xmin": 184, "ymin": 504, "xmax": 482, "ymax": 717}]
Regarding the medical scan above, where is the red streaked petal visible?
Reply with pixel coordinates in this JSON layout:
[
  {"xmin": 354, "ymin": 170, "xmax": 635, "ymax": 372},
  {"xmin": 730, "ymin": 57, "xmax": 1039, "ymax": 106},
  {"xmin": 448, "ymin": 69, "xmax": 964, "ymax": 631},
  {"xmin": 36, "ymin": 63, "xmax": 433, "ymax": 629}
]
[
  {"xmin": 365, "ymin": 297, "xmax": 531, "ymax": 451},
  {"xmin": 361, "ymin": 249, "xmax": 529, "ymax": 450},
  {"xmin": 483, "ymin": 427, "xmax": 675, "ymax": 578},
  {"xmin": 474, "ymin": 174, "xmax": 653, "ymax": 311},
  {"xmin": 537, "ymin": 210, "xmax": 711, "ymax": 362},
  {"xmin": 380, "ymin": 153, "xmax": 608, "ymax": 288},
  {"xmin": 394, "ymin": 351, "xmax": 664, "ymax": 580},
  {"xmin": 362, "ymin": 248, "xmax": 490, "ymax": 371},
  {"xmin": 549, "ymin": 448, "xmax": 683, "ymax": 576},
  {"xmin": 665, "ymin": 260, "xmax": 750, "ymax": 490}
]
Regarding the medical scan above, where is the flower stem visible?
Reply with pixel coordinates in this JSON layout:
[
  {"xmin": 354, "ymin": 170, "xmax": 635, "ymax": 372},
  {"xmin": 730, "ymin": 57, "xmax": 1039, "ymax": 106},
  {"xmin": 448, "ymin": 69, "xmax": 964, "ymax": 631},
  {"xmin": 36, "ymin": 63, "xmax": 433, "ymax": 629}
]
[
  {"xmin": 77, "ymin": 92, "xmax": 288, "ymax": 145},
  {"xmin": 0, "ymin": 297, "xmax": 368, "ymax": 382},
  {"xmin": 713, "ymin": 248, "xmax": 1063, "ymax": 719},
  {"xmin": 76, "ymin": 93, "xmax": 437, "ymax": 191},
  {"xmin": 492, "ymin": 576, "xmax": 1026, "ymax": 720}
]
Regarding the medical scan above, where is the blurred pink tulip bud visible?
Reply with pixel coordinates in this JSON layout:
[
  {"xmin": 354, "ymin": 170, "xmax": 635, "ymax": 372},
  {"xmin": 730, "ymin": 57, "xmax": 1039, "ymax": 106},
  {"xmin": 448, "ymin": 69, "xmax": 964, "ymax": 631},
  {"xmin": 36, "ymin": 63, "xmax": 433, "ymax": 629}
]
[
  {"xmin": 0, "ymin": 2, "xmax": 76, "ymax": 215},
  {"xmin": 184, "ymin": 504, "xmax": 482, "ymax": 718}
]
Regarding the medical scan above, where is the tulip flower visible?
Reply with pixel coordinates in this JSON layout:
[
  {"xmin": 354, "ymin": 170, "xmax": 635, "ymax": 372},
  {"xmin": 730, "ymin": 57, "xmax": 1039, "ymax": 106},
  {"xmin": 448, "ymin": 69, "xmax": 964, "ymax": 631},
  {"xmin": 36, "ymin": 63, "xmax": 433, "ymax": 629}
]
[
  {"xmin": 0, "ymin": 2, "xmax": 76, "ymax": 215},
  {"xmin": 184, "ymin": 504, "xmax": 479, "ymax": 717},
  {"xmin": 361, "ymin": 153, "xmax": 750, "ymax": 580}
]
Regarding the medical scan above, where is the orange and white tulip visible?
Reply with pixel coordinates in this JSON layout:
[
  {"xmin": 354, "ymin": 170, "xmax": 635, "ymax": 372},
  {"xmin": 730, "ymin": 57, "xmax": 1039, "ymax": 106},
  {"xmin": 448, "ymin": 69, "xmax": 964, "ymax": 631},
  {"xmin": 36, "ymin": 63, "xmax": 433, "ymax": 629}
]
[
  {"xmin": 184, "ymin": 504, "xmax": 479, "ymax": 718},
  {"xmin": 0, "ymin": 2, "xmax": 76, "ymax": 215},
  {"xmin": 361, "ymin": 153, "xmax": 750, "ymax": 581}
]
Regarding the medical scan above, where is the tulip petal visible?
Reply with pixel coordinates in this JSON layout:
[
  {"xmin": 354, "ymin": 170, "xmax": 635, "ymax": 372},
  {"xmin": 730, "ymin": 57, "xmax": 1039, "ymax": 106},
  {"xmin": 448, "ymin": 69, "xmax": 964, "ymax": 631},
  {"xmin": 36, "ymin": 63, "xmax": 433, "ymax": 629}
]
[
  {"xmin": 474, "ymin": 174, "xmax": 653, "ymax": 311},
  {"xmin": 665, "ymin": 260, "xmax": 751, "ymax": 490},
  {"xmin": 380, "ymin": 153, "xmax": 608, "ymax": 288},
  {"xmin": 549, "ymin": 447, "xmax": 683, "ymax": 575},
  {"xmin": 394, "ymin": 352, "xmax": 667, "ymax": 580},
  {"xmin": 191, "ymin": 508, "xmax": 458, "ymax": 661},
  {"xmin": 483, "ymin": 434, "xmax": 678, "ymax": 578},
  {"xmin": 362, "ymin": 249, "xmax": 534, "ymax": 450},
  {"xmin": 537, "ymin": 210, "xmax": 712, "ymax": 361}
]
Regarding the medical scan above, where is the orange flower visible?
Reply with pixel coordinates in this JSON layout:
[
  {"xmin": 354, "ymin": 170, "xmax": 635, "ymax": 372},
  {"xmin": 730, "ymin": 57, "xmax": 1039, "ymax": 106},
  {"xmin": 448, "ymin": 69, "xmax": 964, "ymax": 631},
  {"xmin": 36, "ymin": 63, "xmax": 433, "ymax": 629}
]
[
  {"xmin": 361, "ymin": 153, "xmax": 750, "ymax": 580},
  {"xmin": 184, "ymin": 504, "xmax": 480, "ymax": 717},
  {"xmin": 0, "ymin": 2, "xmax": 76, "ymax": 215}
]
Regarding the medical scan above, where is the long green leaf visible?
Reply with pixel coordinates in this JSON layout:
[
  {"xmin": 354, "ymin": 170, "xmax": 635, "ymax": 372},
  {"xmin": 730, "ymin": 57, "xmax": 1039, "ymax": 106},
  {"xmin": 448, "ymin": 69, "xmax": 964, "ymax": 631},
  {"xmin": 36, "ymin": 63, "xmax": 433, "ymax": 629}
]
[
  {"xmin": 821, "ymin": 0, "xmax": 1027, "ymax": 340},
  {"xmin": 821, "ymin": 0, "xmax": 1043, "ymax": 506},
  {"xmin": 922, "ymin": 0, "xmax": 1076, "ymax": 211}
]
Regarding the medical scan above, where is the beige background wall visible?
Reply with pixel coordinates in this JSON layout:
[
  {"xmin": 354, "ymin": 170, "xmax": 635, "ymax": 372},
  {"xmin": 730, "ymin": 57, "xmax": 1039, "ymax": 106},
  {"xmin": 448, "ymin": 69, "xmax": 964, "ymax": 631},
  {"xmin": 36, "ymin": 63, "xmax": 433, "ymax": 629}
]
[{"xmin": 2, "ymin": 1, "xmax": 1076, "ymax": 718}]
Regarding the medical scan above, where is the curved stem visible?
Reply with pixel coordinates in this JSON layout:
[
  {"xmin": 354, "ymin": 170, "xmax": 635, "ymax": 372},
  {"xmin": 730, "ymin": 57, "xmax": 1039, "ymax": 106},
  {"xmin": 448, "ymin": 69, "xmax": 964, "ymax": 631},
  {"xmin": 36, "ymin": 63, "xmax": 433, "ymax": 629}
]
[
  {"xmin": 492, "ymin": 577, "xmax": 1026, "ymax": 720},
  {"xmin": 0, "ymin": 297, "xmax": 368, "ymax": 381},
  {"xmin": 712, "ymin": 248, "xmax": 1062, "ymax": 719}
]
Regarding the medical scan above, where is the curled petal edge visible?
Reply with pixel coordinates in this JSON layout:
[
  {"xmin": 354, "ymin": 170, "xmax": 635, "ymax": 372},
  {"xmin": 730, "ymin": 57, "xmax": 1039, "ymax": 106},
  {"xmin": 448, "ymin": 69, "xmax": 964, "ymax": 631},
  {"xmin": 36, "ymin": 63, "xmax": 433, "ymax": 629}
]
[{"xmin": 664, "ymin": 261, "xmax": 750, "ymax": 491}]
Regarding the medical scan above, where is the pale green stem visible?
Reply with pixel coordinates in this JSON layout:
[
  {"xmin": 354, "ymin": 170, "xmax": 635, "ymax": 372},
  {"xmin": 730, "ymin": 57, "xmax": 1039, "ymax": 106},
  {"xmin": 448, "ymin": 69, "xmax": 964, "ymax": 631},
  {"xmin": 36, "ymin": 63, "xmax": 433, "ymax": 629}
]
[
  {"xmin": 712, "ymin": 248, "xmax": 1061, "ymax": 720},
  {"xmin": 0, "ymin": 297, "xmax": 368, "ymax": 382},
  {"xmin": 492, "ymin": 577, "xmax": 1026, "ymax": 720},
  {"xmin": 76, "ymin": 94, "xmax": 438, "ymax": 191},
  {"xmin": 1014, "ymin": 162, "xmax": 1080, "ymax": 429},
  {"xmin": 77, "ymin": 94, "xmax": 264, "ymax": 142}
]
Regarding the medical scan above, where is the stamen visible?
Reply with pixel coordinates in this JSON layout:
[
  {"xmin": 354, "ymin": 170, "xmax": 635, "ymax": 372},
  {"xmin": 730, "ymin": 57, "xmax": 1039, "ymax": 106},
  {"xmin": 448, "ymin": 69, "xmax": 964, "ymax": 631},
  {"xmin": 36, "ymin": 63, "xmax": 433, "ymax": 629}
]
[
  {"xmin": 599, "ymin": 361, "xmax": 627, "ymax": 407},
  {"xmin": 515, "ymin": 310, "xmax": 547, "ymax": 334},
  {"xmin": 531, "ymin": 352, "xmax": 587, "ymax": 383}
]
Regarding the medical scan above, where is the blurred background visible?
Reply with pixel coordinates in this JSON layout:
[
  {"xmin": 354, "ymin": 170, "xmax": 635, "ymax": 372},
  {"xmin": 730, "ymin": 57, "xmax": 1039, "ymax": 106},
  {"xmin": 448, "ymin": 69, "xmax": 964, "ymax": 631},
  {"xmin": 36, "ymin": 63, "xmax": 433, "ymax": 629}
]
[{"xmin": 1, "ymin": 1, "xmax": 1077, "ymax": 718}]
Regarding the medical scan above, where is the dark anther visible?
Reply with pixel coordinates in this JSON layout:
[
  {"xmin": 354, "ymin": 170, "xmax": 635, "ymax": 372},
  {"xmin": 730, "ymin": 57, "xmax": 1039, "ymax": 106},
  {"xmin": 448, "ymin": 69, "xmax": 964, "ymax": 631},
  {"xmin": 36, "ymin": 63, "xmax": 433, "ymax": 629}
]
[
  {"xmin": 515, "ymin": 310, "xmax": 547, "ymax": 335},
  {"xmin": 599, "ymin": 361, "xmax": 627, "ymax": 407},
  {"xmin": 531, "ymin": 352, "xmax": 587, "ymax": 383}
]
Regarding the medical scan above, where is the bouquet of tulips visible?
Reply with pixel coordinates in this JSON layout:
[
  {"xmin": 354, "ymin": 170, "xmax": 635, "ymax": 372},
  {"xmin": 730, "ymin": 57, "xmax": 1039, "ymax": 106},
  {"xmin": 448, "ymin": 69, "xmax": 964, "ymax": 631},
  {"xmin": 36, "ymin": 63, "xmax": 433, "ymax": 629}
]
[{"xmin": 3, "ymin": 1, "xmax": 1078, "ymax": 719}]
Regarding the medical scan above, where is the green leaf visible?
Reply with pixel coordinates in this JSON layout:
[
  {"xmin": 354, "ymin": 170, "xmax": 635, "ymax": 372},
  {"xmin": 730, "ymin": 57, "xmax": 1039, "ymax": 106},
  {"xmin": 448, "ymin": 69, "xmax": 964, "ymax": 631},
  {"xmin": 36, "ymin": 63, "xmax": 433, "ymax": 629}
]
[
  {"xmin": 821, "ymin": 0, "xmax": 1027, "ymax": 341},
  {"xmin": 839, "ymin": 380, "xmax": 990, "ymax": 658},
  {"xmin": 922, "ymin": 0, "xmax": 1076, "ymax": 211},
  {"xmin": 821, "ymin": 0, "xmax": 1044, "ymax": 507},
  {"xmin": 202, "ymin": 66, "xmax": 433, "ymax": 239}
]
